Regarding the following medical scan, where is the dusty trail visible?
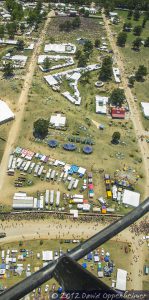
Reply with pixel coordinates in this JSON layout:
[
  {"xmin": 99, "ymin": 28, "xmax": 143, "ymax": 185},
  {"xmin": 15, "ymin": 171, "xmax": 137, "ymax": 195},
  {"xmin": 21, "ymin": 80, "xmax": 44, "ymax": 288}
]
[
  {"xmin": 0, "ymin": 11, "xmax": 54, "ymax": 197},
  {"xmin": 102, "ymin": 11, "xmax": 149, "ymax": 289}
]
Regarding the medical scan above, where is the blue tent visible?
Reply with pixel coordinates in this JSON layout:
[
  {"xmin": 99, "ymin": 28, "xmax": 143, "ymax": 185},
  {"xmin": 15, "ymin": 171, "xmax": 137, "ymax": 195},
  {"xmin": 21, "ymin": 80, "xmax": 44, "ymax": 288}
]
[
  {"xmin": 63, "ymin": 143, "xmax": 77, "ymax": 151},
  {"xmin": 104, "ymin": 256, "xmax": 110, "ymax": 262},
  {"xmin": 83, "ymin": 146, "xmax": 93, "ymax": 154},
  {"xmin": 82, "ymin": 262, "xmax": 87, "ymax": 269},
  {"xmin": 57, "ymin": 287, "xmax": 63, "ymax": 293},
  {"xmin": 48, "ymin": 140, "xmax": 58, "ymax": 148}
]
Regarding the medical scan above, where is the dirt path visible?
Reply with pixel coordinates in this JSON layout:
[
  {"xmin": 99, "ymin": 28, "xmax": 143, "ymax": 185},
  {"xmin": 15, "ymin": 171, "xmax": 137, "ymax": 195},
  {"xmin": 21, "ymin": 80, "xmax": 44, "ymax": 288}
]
[
  {"xmin": 102, "ymin": 11, "xmax": 148, "ymax": 289},
  {"xmin": 0, "ymin": 11, "xmax": 54, "ymax": 196},
  {"xmin": 0, "ymin": 218, "xmax": 147, "ymax": 290},
  {"xmin": 102, "ymin": 12, "xmax": 149, "ymax": 199}
]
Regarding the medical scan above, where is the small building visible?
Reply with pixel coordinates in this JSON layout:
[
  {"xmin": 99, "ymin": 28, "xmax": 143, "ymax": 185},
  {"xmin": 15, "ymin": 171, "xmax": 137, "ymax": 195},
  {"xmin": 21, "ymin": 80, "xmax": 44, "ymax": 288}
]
[
  {"xmin": 111, "ymin": 107, "xmax": 125, "ymax": 119},
  {"xmin": 0, "ymin": 100, "xmax": 15, "ymax": 125},
  {"xmin": 96, "ymin": 96, "xmax": 109, "ymax": 114},
  {"xmin": 50, "ymin": 113, "xmax": 66, "ymax": 128},
  {"xmin": 141, "ymin": 102, "xmax": 149, "ymax": 119}
]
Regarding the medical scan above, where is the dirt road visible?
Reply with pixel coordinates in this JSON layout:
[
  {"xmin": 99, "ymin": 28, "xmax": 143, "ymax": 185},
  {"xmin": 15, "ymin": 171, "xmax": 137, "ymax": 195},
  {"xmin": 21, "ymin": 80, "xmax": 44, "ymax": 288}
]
[
  {"xmin": 0, "ymin": 11, "xmax": 54, "ymax": 195},
  {"xmin": 102, "ymin": 12, "xmax": 149, "ymax": 199},
  {"xmin": 102, "ymin": 11, "xmax": 149, "ymax": 289}
]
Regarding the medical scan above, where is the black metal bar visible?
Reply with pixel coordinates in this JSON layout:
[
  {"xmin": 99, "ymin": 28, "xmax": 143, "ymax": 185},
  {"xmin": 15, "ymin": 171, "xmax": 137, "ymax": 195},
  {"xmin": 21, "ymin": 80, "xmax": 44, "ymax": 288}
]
[{"xmin": 0, "ymin": 197, "xmax": 149, "ymax": 300}]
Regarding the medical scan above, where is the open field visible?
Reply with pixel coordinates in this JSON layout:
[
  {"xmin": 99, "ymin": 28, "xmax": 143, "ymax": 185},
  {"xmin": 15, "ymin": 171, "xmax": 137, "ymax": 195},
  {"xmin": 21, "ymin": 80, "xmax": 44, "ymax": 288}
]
[
  {"xmin": 0, "ymin": 238, "xmax": 131, "ymax": 292},
  {"xmin": 111, "ymin": 10, "xmax": 149, "ymax": 130}
]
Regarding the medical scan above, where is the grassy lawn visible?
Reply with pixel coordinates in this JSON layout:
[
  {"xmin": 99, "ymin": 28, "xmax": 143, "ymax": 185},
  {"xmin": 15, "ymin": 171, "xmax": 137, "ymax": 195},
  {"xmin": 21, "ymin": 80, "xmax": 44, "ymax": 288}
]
[
  {"xmin": 0, "ymin": 239, "xmax": 131, "ymax": 293},
  {"xmin": 111, "ymin": 10, "xmax": 149, "ymax": 130}
]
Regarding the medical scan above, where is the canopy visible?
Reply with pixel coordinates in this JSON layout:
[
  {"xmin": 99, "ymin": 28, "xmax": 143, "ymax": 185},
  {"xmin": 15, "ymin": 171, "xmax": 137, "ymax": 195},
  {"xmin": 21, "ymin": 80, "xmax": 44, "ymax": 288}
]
[
  {"xmin": 63, "ymin": 143, "xmax": 77, "ymax": 151},
  {"xmin": 48, "ymin": 140, "xmax": 58, "ymax": 148},
  {"xmin": 83, "ymin": 146, "xmax": 93, "ymax": 154}
]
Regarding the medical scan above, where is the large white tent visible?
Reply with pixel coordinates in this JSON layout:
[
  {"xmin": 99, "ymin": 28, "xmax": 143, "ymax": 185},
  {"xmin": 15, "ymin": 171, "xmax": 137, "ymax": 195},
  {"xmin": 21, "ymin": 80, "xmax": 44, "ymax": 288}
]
[
  {"xmin": 0, "ymin": 100, "xmax": 15, "ymax": 125},
  {"xmin": 116, "ymin": 268, "xmax": 127, "ymax": 291},
  {"xmin": 141, "ymin": 102, "xmax": 149, "ymax": 119},
  {"xmin": 122, "ymin": 189, "xmax": 140, "ymax": 207}
]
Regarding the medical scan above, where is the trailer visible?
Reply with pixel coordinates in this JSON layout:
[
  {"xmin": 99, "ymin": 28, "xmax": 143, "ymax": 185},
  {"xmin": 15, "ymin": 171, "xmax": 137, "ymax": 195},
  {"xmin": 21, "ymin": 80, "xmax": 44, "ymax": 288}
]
[
  {"xmin": 70, "ymin": 199, "xmax": 83, "ymax": 204},
  {"xmin": 30, "ymin": 162, "xmax": 35, "ymax": 170},
  {"xmin": 12, "ymin": 157, "xmax": 17, "ymax": 170},
  {"xmin": 20, "ymin": 161, "xmax": 27, "ymax": 171},
  {"xmin": 45, "ymin": 190, "xmax": 50, "ymax": 205},
  {"xmin": 34, "ymin": 164, "xmax": 40, "ymax": 175},
  {"xmin": 93, "ymin": 207, "xmax": 101, "ymax": 212},
  {"xmin": 63, "ymin": 173, "xmax": 67, "ymax": 182},
  {"xmin": 1, "ymin": 250, "xmax": 5, "ymax": 259},
  {"xmin": 73, "ymin": 179, "xmax": 79, "ymax": 189},
  {"xmin": 17, "ymin": 158, "xmax": 23, "ymax": 170},
  {"xmin": 73, "ymin": 194, "xmax": 83, "ymax": 199},
  {"xmin": 50, "ymin": 190, "xmax": 54, "ymax": 205},
  {"xmin": 56, "ymin": 191, "xmax": 60, "ymax": 207},
  {"xmin": 33, "ymin": 198, "xmax": 38, "ymax": 209},
  {"xmin": 39, "ymin": 196, "xmax": 44, "ymax": 209},
  {"xmin": 68, "ymin": 178, "xmax": 74, "ymax": 191},
  {"xmin": 8, "ymin": 154, "xmax": 13, "ymax": 170},
  {"xmin": 38, "ymin": 165, "xmax": 44, "ymax": 177},
  {"xmin": 46, "ymin": 168, "xmax": 51, "ymax": 181},
  {"xmin": 24, "ymin": 161, "xmax": 31, "ymax": 172},
  {"xmin": 50, "ymin": 170, "xmax": 56, "ymax": 180},
  {"xmin": 14, "ymin": 192, "xmax": 27, "ymax": 197}
]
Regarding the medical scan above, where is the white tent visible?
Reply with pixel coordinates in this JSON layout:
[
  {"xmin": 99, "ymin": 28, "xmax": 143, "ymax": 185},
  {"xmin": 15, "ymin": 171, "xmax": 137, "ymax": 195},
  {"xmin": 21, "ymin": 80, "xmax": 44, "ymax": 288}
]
[
  {"xmin": 0, "ymin": 100, "xmax": 15, "ymax": 125},
  {"xmin": 42, "ymin": 251, "xmax": 53, "ymax": 261},
  {"xmin": 116, "ymin": 268, "xmax": 127, "ymax": 291},
  {"xmin": 122, "ymin": 189, "xmax": 140, "ymax": 207},
  {"xmin": 141, "ymin": 102, "xmax": 149, "ymax": 119},
  {"xmin": 50, "ymin": 114, "xmax": 66, "ymax": 127}
]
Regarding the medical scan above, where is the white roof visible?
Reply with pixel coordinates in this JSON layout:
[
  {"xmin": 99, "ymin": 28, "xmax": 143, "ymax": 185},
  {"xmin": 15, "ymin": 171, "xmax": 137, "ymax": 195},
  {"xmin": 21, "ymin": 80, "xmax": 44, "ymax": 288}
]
[
  {"xmin": 116, "ymin": 268, "xmax": 127, "ymax": 291},
  {"xmin": 113, "ymin": 67, "xmax": 121, "ymax": 83},
  {"xmin": 50, "ymin": 113, "xmax": 66, "ymax": 127},
  {"xmin": 44, "ymin": 43, "xmax": 76, "ymax": 54},
  {"xmin": 25, "ymin": 43, "xmax": 34, "ymax": 50},
  {"xmin": 42, "ymin": 251, "xmax": 53, "ymax": 261},
  {"xmin": 0, "ymin": 100, "xmax": 14, "ymax": 124},
  {"xmin": 96, "ymin": 95, "xmax": 108, "ymax": 114},
  {"xmin": 44, "ymin": 75, "xmax": 58, "ymax": 86},
  {"xmin": 122, "ymin": 189, "xmax": 140, "ymax": 207},
  {"xmin": 78, "ymin": 167, "xmax": 86, "ymax": 175},
  {"xmin": 11, "ymin": 55, "xmax": 28, "ymax": 63},
  {"xmin": 141, "ymin": 102, "xmax": 149, "ymax": 118}
]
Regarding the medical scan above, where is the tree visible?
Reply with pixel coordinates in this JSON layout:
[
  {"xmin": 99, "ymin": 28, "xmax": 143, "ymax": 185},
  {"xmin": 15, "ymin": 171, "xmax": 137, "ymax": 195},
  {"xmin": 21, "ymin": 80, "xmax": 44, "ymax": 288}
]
[
  {"xmin": 80, "ymin": 71, "xmax": 90, "ymax": 84},
  {"xmin": 112, "ymin": 132, "xmax": 121, "ymax": 144},
  {"xmin": 117, "ymin": 32, "xmax": 127, "ymax": 47},
  {"xmin": 71, "ymin": 17, "xmax": 81, "ymax": 29},
  {"xmin": 133, "ymin": 26, "xmax": 142, "ymax": 36},
  {"xmin": 33, "ymin": 119, "xmax": 49, "ymax": 139},
  {"xmin": 144, "ymin": 37, "xmax": 149, "ymax": 47},
  {"xmin": 99, "ymin": 56, "xmax": 113, "ymax": 81},
  {"xmin": 6, "ymin": 22, "xmax": 18, "ymax": 38},
  {"xmin": 142, "ymin": 17, "xmax": 147, "ymax": 28},
  {"xmin": 84, "ymin": 10, "xmax": 90, "ymax": 17},
  {"xmin": 123, "ymin": 22, "xmax": 132, "ymax": 32},
  {"xmin": 95, "ymin": 39, "xmax": 101, "ymax": 48},
  {"xmin": 135, "ymin": 65, "xmax": 147, "ymax": 81},
  {"xmin": 77, "ymin": 55, "xmax": 88, "ymax": 68},
  {"xmin": 84, "ymin": 40, "xmax": 93, "ymax": 53},
  {"xmin": 128, "ymin": 76, "xmax": 135, "ymax": 87},
  {"xmin": 43, "ymin": 57, "xmax": 51, "ymax": 70},
  {"xmin": 16, "ymin": 39, "xmax": 24, "ymax": 51},
  {"xmin": 127, "ymin": 10, "xmax": 133, "ymax": 19},
  {"xmin": 0, "ymin": 25, "xmax": 4, "ymax": 39},
  {"xmin": 133, "ymin": 9, "xmax": 140, "ymax": 21},
  {"xmin": 109, "ymin": 89, "xmax": 125, "ymax": 107},
  {"xmin": 75, "ymin": 50, "xmax": 82, "ymax": 60},
  {"xmin": 3, "ymin": 62, "xmax": 14, "ymax": 78},
  {"xmin": 132, "ymin": 37, "xmax": 142, "ymax": 50}
]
